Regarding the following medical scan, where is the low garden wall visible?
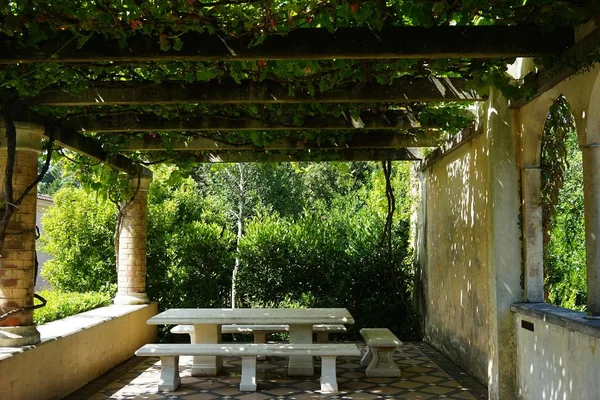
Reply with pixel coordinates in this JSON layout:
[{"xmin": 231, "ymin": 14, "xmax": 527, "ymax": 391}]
[
  {"xmin": 512, "ymin": 303, "xmax": 600, "ymax": 400},
  {"xmin": 0, "ymin": 302, "xmax": 157, "ymax": 400}
]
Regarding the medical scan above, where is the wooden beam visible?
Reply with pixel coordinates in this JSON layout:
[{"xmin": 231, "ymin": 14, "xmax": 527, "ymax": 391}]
[
  {"xmin": 122, "ymin": 131, "xmax": 439, "ymax": 151},
  {"xmin": 25, "ymin": 78, "xmax": 483, "ymax": 106},
  {"xmin": 179, "ymin": 149, "xmax": 420, "ymax": 163},
  {"xmin": 65, "ymin": 111, "xmax": 434, "ymax": 133},
  {"xmin": 0, "ymin": 26, "xmax": 574, "ymax": 64},
  {"xmin": 6, "ymin": 106, "xmax": 149, "ymax": 175},
  {"xmin": 509, "ymin": 26, "xmax": 600, "ymax": 109}
]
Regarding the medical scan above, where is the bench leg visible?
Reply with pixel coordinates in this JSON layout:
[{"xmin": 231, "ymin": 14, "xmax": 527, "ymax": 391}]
[
  {"xmin": 320, "ymin": 356, "xmax": 338, "ymax": 393},
  {"xmin": 365, "ymin": 347, "xmax": 401, "ymax": 378},
  {"xmin": 240, "ymin": 356, "xmax": 258, "ymax": 391},
  {"xmin": 360, "ymin": 347, "xmax": 373, "ymax": 367},
  {"xmin": 288, "ymin": 324, "xmax": 314, "ymax": 376},
  {"xmin": 158, "ymin": 356, "xmax": 181, "ymax": 392},
  {"xmin": 315, "ymin": 332, "xmax": 329, "ymax": 343},
  {"xmin": 253, "ymin": 331, "xmax": 267, "ymax": 361},
  {"xmin": 192, "ymin": 324, "xmax": 223, "ymax": 376}
]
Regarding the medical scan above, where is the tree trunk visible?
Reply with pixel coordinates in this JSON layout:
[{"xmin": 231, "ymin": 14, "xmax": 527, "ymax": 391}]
[{"xmin": 231, "ymin": 164, "xmax": 246, "ymax": 308}]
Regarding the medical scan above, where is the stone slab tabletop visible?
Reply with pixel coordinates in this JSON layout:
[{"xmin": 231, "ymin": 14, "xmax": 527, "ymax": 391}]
[{"xmin": 147, "ymin": 308, "xmax": 355, "ymax": 326}]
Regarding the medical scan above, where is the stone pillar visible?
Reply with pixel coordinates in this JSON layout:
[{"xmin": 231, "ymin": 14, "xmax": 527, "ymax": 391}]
[
  {"xmin": 113, "ymin": 175, "xmax": 151, "ymax": 305},
  {"xmin": 0, "ymin": 122, "xmax": 43, "ymax": 346},
  {"xmin": 582, "ymin": 144, "xmax": 600, "ymax": 318},
  {"xmin": 484, "ymin": 88, "xmax": 521, "ymax": 399},
  {"xmin": 521, "ymin": 167, "xmax": 544, "ymax": 302}
]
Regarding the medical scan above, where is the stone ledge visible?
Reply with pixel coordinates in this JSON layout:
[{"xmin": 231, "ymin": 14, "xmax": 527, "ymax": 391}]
[
  {"xmin": 0, "ymin": 303, "xmax": 156, "ymax": 361},
  {"xmin": 0, "ymin": 302, "xmax": 157, "ymax": 400},
  {"xmin": 511, "ymin": 302, "xmax": 600, "ymax": 339}
]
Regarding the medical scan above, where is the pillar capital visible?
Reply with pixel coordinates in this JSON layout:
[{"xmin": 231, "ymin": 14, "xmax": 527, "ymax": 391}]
[
  {"xmin": 128, "ymin": 175, "xmax": 152, "ymax": 192},
  {"xmin": 0, "ymin": 121, "xmax": 44, "ymax": 153}
]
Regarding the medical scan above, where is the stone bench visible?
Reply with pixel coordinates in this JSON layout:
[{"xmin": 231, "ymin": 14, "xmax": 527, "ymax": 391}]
[
  {"xmin": 359, "ymin": 328, "xmax": 402, "ymax": 377},
  {"xmin": 135, "ymin": 343, "xmax": 360, "ymax": 393},
  {"xmin": 171, "ymin": 323, "xmax": 347, "ymax": 343}
]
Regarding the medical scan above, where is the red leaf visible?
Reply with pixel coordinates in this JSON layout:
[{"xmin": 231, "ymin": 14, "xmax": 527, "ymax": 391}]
[
  {"xmin": 130, "ymin": 20, "xmax": 140, "ymax": 29},
  {"xmin": 257, "ymin": 60, "xmax": 266, "ymax": 68},
  {"xmin": 350, "ymin": 3, "xmax": 359, "ymax": 13}
]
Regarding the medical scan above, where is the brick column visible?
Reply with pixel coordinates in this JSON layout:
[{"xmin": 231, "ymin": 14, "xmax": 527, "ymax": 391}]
[
  {"xmin": 0, "ymin": 122, "xmax": 42, "ymax": 346},
  {"xmin": 113, "ymin": 174, "xmax": 151, "ymax": 305}
]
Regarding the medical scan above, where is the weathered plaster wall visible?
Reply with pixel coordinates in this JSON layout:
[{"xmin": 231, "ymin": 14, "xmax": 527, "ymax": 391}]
[
  {"xmin": 513, "ymin": 305, "xmax": 600, "ymax": 400},
  {"xmin": 422, "ymin": 132, "xmax": 490, "ymax": 384}
]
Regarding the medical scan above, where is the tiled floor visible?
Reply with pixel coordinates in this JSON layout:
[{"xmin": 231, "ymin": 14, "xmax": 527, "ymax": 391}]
[{"xmin": 67, "ymin": 342, "xmax": 487, "ymax": 400}]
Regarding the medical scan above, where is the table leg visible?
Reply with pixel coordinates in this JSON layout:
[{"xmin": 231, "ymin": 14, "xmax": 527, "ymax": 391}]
[
  {"xmin": 191, "ymin": 324, "xmax": 222, "ymax": 376},
  {"xmin": 288, "ymin": 324, "xmax": 314, "ymax": 376}
]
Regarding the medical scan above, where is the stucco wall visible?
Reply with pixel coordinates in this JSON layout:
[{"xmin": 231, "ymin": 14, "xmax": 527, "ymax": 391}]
[
  {"xmin": 513, "ymin": 304, "xmax": 600, "ymax": 400},
  {"xmin": 35, "ymin": 196, "xmax": 53, "ymax": 291},
  {"xmin": 422, "ymin": 133, "xmax": 490, "ymax": 384},
  {"xmin": 0, "ymin": 302, "xmax": 157, "ymax": 400}
]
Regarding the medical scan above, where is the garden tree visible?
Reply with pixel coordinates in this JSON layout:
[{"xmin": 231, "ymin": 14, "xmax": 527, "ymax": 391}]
[
  {"xmin": 37, "ymin": 157, "xmax": 79, "ymax": 196},
  {"xmin": 194, "ymin": 162, "xmax": 304, "ymax": 307},
  {"xmin": 54, "ymin": 153, "xmax": 144, "ymax": 277},
  {"xmin": 0, "ymin": 0, "xmax": 596, "ymax": 339},
  {"xmin": 235, "ymin": 161, "xmax": 417, "ymax": 338},
  {"xmin": 40, "ymin": 164, "xmax": 235, "ymax": 311},
  {"xmin": 541, "ymin": 96, "xmax": 586, "ymax": 310},
  {"xmin": 40, "ymin": 187, "xmax": 117, "ymax": 293}
]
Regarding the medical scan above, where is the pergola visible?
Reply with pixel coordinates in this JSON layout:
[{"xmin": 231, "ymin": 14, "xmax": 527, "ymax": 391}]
[{"xmin": 1, "ymin": 2, "xmax": 600, "ymax": 399}]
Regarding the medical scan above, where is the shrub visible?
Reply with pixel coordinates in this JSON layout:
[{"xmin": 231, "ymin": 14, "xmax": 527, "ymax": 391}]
[
  {"xmin": 33, "ymin": 290, "xmax": 112, "ymax": 325},
  {"xmin": 236, "ymin": 203, "xmax": 416, "ymax": 339},
  {"xmin": 40, "ymin": 187, "xmax": 116, "ymax": 293},
  {"xmin": 146, "ymin": 167, "xmax": 235, "ymax": 312}
]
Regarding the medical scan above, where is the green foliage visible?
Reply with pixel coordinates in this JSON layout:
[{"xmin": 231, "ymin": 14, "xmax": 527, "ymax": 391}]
[
  {"xmin": 3, "ymin": 0, "xmax": 592, "ymax": 143},
  {"xmin": 40, "ymin": 165, "xmax": 235, "ymax": 314},
  {"xmin": 33, "ymin": 290, "xmax": 112, "ymax": 325},
  {"xmin": 145, "ymin": 166, "xmax": 235, "ymax": 311},
  {"xmin": 40, "ymin": 187, "xmax": 117, "ymax": 293},
  {"xmin": 236, "ymin": 162, "xmax": 417, "ymax": 339},
  {"xmin": 37, "ymin": 158, "xmax": 79, "ymax": 196},
  {"xmin": 541, "ymin": 96, "xmax": 586, "ymax": 310},
  {"xmin": 40, "ymin": 161, "xmax": 417, "ymax": 339}
]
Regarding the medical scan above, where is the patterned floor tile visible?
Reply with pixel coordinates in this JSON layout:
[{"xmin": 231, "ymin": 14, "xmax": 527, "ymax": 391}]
[{"xmin": 66, "ymin": 342, "xmax": 487, "ymax": 400}]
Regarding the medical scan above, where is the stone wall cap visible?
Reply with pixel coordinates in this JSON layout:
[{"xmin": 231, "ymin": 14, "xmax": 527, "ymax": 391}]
[
  {"xmin": 511, "ymin": 302, "xmax": 600, "ymax": 339},
  {"xmin": 0, "ymin": 302, "xmax": 157, "ymax": 360},
  {"xmin": 37, "ymin": 194, "xmax": 53, "ymax": 202}
]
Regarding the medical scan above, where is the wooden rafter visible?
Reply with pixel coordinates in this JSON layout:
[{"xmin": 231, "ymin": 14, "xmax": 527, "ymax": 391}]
[
  {"xmin": 181, "ymin": 149, "xmax": 420, "ymax": 163},
  {"xmin": 65, "ymin": 111, "xmax": 436, "ymax": 133},
  {"xmin": 510, "ymin": 26, "xmax": 600, "ymax": 109},
  {"xmin": 122, "ymin": 131, "xmax": 439, "ymax": 151},
  {"xmin": 0, "ymin": 26, "xmax": 574, "ymax": 64},
  {"xmin": 6, "ymin": 106, "xmax": 149, "ymax": 175},
  {"xmin": 25, "ymin": 78, "xmax": 483, "ymax": 106}
]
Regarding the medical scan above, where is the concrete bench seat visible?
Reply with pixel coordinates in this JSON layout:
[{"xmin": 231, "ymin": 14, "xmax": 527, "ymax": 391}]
[
  {"xmin": 171, "ymin": 323, "xmax": 347, "ymax": 343},
  {"xmin": 135, "ymin": 343, "xmax": 360, "ymax": 393},
  {"xmin": 359, "ymin": 328, "xmax": 402, "ymax": 377}
]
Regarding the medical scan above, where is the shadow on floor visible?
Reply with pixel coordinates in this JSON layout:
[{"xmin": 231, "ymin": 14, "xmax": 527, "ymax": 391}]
[{"xmin": 66, "ymin": 342, "xmax": 487, "ymax": 400}]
